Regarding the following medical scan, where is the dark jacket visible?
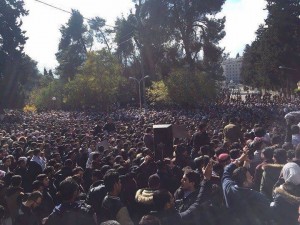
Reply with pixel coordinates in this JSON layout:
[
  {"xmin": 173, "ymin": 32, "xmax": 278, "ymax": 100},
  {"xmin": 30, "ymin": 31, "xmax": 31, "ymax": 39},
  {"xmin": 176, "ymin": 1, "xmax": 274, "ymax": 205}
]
[
  {"xmin": 179, "ymin": 180, "xmax": 213, "ymax": 225},
  {"xmin": 174, "ymin": 188, "xmax": 199, "ymax": 213},
  {"xmin": 5, "ymin": 186, "xmax": 23, "ymax": 220},
  {"xmin": 253, "ymin": 159, "xmax": 273, "ymax": 191},
  {"xmin": 27, "ymin": 161, "xmax": 43, "ymax": 185},
  {"xmin": 222, "ymin": 163, "xmax": 273, "ymax": 225},
  {"xmin": 271, "ymin": 183, "xmax": 300, "ymax": 225},
  {"xmin": 14, "ymin": 167, "xmax": 31, "ymax": 192},
  {"xmin": 15, "ymin": 203, "xmax": 40, "ymax": 225},
  {"xmin": 143, "ymin": 133, "xmax": 154, "ymax": 151},
  {"xmin": 191, "ymin": 131, "xmax": 210, "ymax": 151},
  {"xmin": 260, "ymin": 164, "xmax": 283, "ymax": 200},
  {"xmin": 85, "ymin": 183, "xmax": 107, "ymax": 221},
  {"xmin": 150, "ymin": 208, "xmax": 182, "ymax": 225},
  {"xmin": 35, "ymin": 189, "xmax": 55, "ymax": 221},
  {"xmin": 101, "ymin": 195, "xmax": 134, "ymax": 225},
  {"xmin": 45, "ymin": 201, "xmax": 95, "ymax": 225},
  {"xmin": 150, "ymin": 179, "xmax": 212, "ymax": 225}
]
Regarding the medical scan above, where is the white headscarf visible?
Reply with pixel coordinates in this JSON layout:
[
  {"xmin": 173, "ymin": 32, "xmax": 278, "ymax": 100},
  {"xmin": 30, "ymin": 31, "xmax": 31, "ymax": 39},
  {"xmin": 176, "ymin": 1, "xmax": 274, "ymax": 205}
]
[{"xmin": 282, "ymin": 162, "xmax": 300, "ymax": 185}]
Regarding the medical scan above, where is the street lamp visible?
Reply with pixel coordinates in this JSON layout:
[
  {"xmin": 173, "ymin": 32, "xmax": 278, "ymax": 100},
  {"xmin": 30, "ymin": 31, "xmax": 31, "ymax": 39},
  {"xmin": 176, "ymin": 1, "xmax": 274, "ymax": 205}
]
[
  {"xmin": 51, "ymin": 96, "xmax": 56, "ymax": 110},
  {"xmin": 278, "ymin": 66, "xmax": 297, "ymax": 71},
  {"xmin": 129, "ymin": 75, "xmax": 150, "ymax": 110},
  {"xmin": 279, "ymin": 66, "xmax": 297, "ymax": 97}
]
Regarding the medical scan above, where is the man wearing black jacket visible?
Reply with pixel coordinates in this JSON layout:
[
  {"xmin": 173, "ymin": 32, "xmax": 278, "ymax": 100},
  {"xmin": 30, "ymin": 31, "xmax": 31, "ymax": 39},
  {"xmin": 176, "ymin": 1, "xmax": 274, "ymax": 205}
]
[
  {"xmin": 150, "ymin": 162, "xmax": 213, "ymax": 225},
  {"xmin": 45, "ymin": 177, "xmax": 95, "ymax": 225},
  {"xmin": 174, "ymin": 170, "xmax": 200, "ymax": 213},
  {"xmin": 191, "ymin": 123, "xmax": 210, "ymax": 152}
]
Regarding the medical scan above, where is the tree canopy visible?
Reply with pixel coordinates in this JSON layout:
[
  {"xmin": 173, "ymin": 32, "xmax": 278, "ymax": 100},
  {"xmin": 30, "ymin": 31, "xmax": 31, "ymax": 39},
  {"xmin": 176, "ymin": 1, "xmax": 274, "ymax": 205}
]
[
  {"xmin": 0, "ymin": 0, "xmax": 40, "ymax": 108},
  {"xmin": 55, "ymin": 10, "xmax": 89, "ymax": 82},
  {"xmin": 241, "ymin": 0, "xmax": 300, "ymax": 93}
]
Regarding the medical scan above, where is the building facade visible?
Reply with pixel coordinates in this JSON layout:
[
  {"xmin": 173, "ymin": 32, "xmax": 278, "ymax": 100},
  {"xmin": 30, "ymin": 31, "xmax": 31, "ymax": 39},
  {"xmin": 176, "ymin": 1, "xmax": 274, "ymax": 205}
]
[{"xmin": 222, "ymin": 57, "xmax": 243, "ymax": 84}]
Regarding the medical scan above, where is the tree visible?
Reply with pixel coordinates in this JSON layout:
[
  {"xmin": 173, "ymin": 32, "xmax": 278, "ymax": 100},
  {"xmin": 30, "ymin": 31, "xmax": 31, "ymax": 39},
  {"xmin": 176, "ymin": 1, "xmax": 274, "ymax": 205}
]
[
  {"xmin": 147, "ymin": 80, "xmax": 171, "ymax": 106},
  {"xmin": 0, "ymin": 0, "xmax": 28, "ymax": 108},
  {"xmin": 146, "ymin": 67, "xmax": 216, "ymax": 107},
  {"xmin": 64, "ymin": 50, "xmax": 125, "ymax": 110},
  {"xmin": 43, "ymin": 68, "xmax": 48, "ymax": 76},
  {"xmin": 116, "ymin": 0, "xmax": 226, "ymax": 79},
  {"xmin": 48, "ymin": 69, "xmax": 54, "ymax": 78},
  {"xmin": 56, "ymin": 10, "xmax": 88, "ymax": 82},
  {"xmin": 241, "ymin": 0, "xmax": 300, "ymax": 93},
  {"xmin": 29, "ymin": 80, "xmax": 64, "ymax": 110},
  {"xmin": 160, "ymin": 0, "xmax": 226, "ymax": 73},
  {"xmin": 88, "ymin": 17, "xmax": 113, "ymax": 53}
]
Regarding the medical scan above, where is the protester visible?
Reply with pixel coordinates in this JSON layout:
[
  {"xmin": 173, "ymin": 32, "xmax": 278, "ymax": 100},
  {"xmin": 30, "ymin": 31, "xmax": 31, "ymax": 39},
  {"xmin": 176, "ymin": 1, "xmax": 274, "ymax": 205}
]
[
  {"xmin": 100, "ymin": 170, "xmax": 134, "ymax": 225},
  {"xmin": 0, "ymin": 92, "xmax": 299, "ymax": 225},
  {"xmin": 45, "ymin": 177, "xmax": 95, "ymax": 225},
  {"xmin": 271, "ymin": 162, "xmax": 300, "ymax": 225},
  {"xmin": 14, "ymin": 191, "xmax": 43, "ymax": 225}
]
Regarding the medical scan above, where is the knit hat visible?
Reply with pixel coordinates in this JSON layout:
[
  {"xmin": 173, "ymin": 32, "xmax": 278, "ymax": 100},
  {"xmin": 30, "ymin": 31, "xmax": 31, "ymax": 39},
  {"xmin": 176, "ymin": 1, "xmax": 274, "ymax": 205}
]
[{"xmin": 282, "ymin": 162, "xmax": 300, "ymax": 185}]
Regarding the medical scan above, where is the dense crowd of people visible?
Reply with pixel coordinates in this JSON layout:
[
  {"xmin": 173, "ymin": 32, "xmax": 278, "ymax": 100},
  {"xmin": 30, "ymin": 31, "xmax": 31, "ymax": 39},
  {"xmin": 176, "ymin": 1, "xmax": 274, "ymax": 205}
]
[{"xmin": 0, "ymin": 93, "xmax": 299, "ymax": 225}]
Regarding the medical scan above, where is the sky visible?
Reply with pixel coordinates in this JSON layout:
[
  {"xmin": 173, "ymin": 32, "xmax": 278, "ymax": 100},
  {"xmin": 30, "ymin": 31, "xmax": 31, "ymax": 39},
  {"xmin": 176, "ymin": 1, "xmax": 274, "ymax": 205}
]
[{"xmin": 22, "ymin": 0, "xmax": 268, "ymax": 71}]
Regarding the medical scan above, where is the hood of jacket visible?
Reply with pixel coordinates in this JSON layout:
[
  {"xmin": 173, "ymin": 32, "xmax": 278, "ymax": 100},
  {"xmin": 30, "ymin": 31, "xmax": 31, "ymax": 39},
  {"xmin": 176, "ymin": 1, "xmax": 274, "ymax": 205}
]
[
  {"xmin": 135, "ymin": 188, "xmax": 156, "ymax": 205},
  {"xmin": 274, "ymin": 184, "xmax": 300, "ymax": 205},
  {"xmin": 263, "ymin": 164, "xmax": 284, "ymax": 172}
]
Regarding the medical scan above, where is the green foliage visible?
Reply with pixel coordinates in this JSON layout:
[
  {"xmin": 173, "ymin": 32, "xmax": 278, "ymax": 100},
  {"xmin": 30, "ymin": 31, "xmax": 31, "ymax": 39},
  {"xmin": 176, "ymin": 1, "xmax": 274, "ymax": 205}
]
[
  {"xmin": 56, "ymin": 10, "xmax": 88, "ymax": 81},
  {"xmin": 166, "ymin": 68, "xmax": 216, "ymax": 106},
  {"xmin": 29, "ymin": 80, "xmax": 64, "ymax": 110},
  {"xmin": 115, "ymin": 0, "xmax": 226, "ymax": 81},
  {"xmin": 147, "ymin": 68, "xmax": 216, "ymax": 107},
  {"xmin": 0, "ymin": 0, "xmax": 31, "ymax": 108},
  {"xmin": 64, "ymin": 50, "xmax": 125, "ymax": 110},
  {"xmin": 88, "ymin": 17, "xmax": 112, "ymax": 53},
  {"xmin": 147, "ymin": 80, "xmax": 170, "ymax": 106}
]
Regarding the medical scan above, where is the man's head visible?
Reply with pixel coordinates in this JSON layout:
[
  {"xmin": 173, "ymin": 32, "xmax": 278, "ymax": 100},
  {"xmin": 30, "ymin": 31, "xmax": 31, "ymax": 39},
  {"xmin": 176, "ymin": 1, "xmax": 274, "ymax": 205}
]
[
  {"xmin": 37, "ymin": 174, "xmax": 49, "ymax": 187},
  {"xmin": 153, "ymin": 189, "xmax": 174, "ymax": 212},
  {"xmin": 33, "ymin": 149, "xmax": 41, "ymax": 156},
  {"xmin": 181, "ymin": 170, "xmax": 200, "ymax": 191},
  {"xmin": 261, "ymin": 147, "xmax": 274, "ymax": 161},
  {"xmin": 103, "ymin": 170, "xmax": 121, "ymax": 195},
  {"xmin": 229, "ymin": 117, "xmax": 236, "ymax": 124},
  {"xmin": 198, "ymin": 123, "xmax": 207, "ymax": 131},
  {"xmin": 139, "ymin": 215, "xmax": 161, "ymax": 225},
  {"xmin": 273, "ymin": 148, "xmax": 287, "ymax": 164},
  {"xmin": 11, "ymin": 175, "xmax": 22, "ymax": 187},
  {"xmin": 232, "ymin": 167, "xmax": 253, "ymax": 188},
  {"xmin": 148, "ymin": 174, "xmax": 160, "ymax": 189},
  {"xmin": 2, "ymin": 157, "xmax": 11, "ymax": 167},
  {"xmin": 18, "ymin": 157, "xmax": 27, "ymax": 168},
  {"xmin": 59, "ymin": 177, "xmax": 79, "ymax": 202}
]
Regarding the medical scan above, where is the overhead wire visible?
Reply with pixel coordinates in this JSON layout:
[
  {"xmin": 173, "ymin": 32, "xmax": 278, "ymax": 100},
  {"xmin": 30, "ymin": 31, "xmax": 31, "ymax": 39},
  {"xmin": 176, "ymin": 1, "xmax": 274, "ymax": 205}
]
[
  {"xmin": 34, "ymin": 0, "xmax": 136, "ymax": 45},
  {"xmin": 34, "ymin": 0, "xmax": 114, "ymax": 28}
]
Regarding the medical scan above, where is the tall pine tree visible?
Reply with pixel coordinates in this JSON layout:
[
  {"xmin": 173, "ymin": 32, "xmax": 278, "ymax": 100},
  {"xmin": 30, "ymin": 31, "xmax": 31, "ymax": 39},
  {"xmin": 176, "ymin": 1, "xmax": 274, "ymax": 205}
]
[{"xmin": 56, "ymin": 10, "xmax": 88, "ymax": 82}]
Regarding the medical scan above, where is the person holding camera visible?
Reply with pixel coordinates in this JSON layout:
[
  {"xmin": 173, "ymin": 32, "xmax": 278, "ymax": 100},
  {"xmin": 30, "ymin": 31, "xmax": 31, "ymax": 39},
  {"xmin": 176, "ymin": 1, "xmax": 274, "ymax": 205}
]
[{"xmin": 222, "ymin": 150, "xmax": 274, "ymax": 225}]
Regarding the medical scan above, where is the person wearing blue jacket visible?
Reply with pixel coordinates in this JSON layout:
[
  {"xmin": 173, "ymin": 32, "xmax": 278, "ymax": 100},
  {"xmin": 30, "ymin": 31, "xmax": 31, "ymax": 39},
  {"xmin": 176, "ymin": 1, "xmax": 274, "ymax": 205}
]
[{"xmin": 222, "ymin": 152, "xmax": 274, "ymax": 225}]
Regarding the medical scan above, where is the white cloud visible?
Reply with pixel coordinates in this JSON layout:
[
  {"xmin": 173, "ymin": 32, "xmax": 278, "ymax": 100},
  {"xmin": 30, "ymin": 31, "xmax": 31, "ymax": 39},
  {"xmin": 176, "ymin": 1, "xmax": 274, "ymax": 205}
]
[{"xmin": 219, "ymin": 0, "xmax": 268, "ymax": 57}]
